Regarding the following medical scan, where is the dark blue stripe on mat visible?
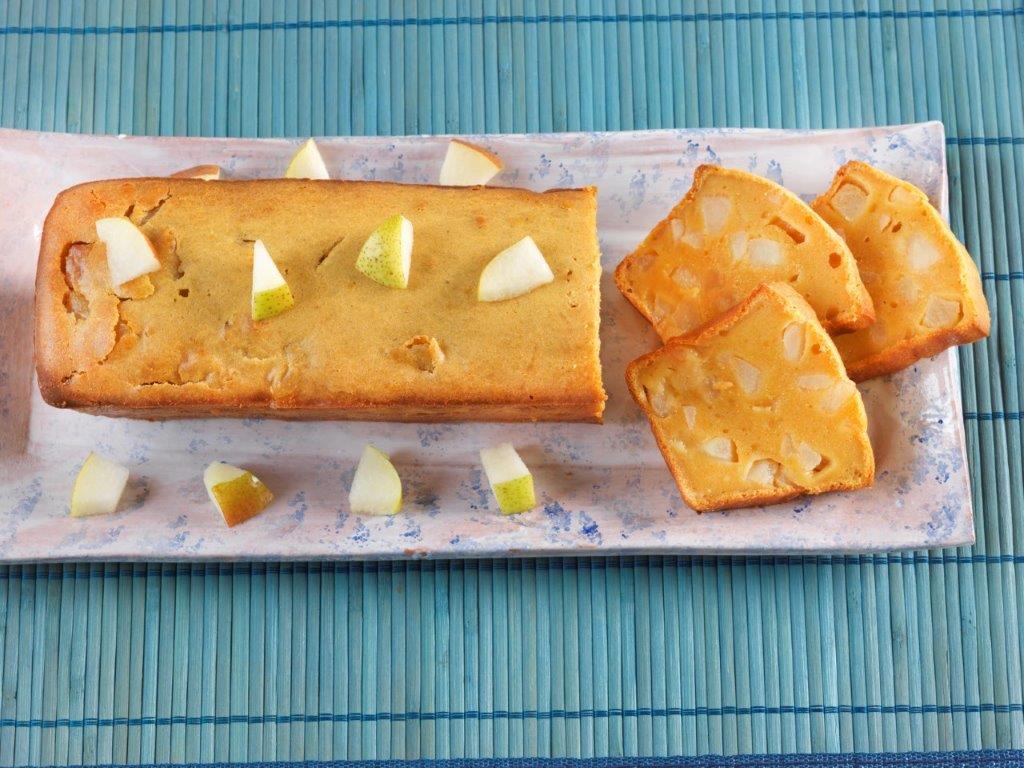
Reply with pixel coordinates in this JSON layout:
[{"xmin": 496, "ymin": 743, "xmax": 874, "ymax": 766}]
[
  {"xmin": 948, "ymin": 136, "xmax": 1024, "ymax": 146},
  {"xmin": 19, "ymin": 749, "xmax": 1024, "ymax": 768},
  {"xmin": 0, "ymin": 7, "xmax": 1021, "ymax": 36},
  {"xmin": 981, "ymin": 272, "xmax": 1024, "ymax": 281},
  {"xmin": 3, "ymin": 553, "xmax": 1024, "ymax": 578},
  {"xmin": 4, "ymin": 703, "xmax": 1024, "ymax": 730},
  {"xmin": 966, "ymin": 412, "xmax": 1023, "ymax": 422}
]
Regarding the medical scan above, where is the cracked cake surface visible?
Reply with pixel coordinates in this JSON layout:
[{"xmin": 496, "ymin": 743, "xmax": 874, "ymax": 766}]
[{"xmin": 35, "ymin": 178, "xmax": 606, "ymax": 421}]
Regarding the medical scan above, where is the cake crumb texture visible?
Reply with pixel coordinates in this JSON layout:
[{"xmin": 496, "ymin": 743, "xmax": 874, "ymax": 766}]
[
  {"xmin": 615, "ymin": 164, "xmax": 874, "ymax": 340},
  {"xmin": 812, "ymin": 161, "xmax": 990, "ymax": 381},
  {"xmin": 626, "ymin": 283, "xmax": 874, "ymax": 512}
]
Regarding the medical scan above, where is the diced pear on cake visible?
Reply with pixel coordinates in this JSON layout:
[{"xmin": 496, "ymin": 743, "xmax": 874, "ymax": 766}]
[
  {"xmin": 477, "ymin": 236, "xmax": 554, "ymax": 302},
  {"xmin": 70, "ymin": 453, "xmax": 130, "ymax": 517},
  {"xmin": 626, "ymin": 282, "xmax": 874, "ymax": 513},
  {"xmin": 250, "ymin": 239, "xmax": 295, "ymax": 321},
  {"xmin": 204, "ymin": 461, "xmax": 274, "ymax": 526},
  {"xmin": 349, "ymin": 445, "xmax": 403, "ymax": 515},
  {"xmin": 95, "ymin": 217, "xmax": 161, "ymax": 287},
  {"xmin": 811, "ymin": 161, "xmax": 990, "ymax": 381},
  {"xmin": 356, "ymin": 214, "xmax": 413, "ymax": 288},
  {"xmin": 285, "ymin": 138, "xmax": 330, "ymax": 180},
  {"xmin": 439, "ymin": 139, "xmax": 504, "ymax": 186},
  {"xmin": 479, "ymin": 443, "xmax": 537, "ymax": 514},
  {"xmin": 615, "ymin": 164, "xmax": 874, "ymax": 341}
]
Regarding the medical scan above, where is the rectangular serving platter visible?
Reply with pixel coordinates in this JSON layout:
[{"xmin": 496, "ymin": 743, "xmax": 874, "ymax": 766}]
[{"xmin": 0, "ymin": 122, "xmax": 974, "ymax": 560}]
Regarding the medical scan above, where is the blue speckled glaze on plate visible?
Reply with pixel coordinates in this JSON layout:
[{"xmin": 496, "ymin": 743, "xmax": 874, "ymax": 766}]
[{"xmin": 0, "ymin": 122, "xmax": 973, "ymax": 560}]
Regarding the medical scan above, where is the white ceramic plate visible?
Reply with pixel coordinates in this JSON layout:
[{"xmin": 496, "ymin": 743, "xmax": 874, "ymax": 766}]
[{"xmin": 0, "ymin": 122, "xmax": 974, "ymax": 560}]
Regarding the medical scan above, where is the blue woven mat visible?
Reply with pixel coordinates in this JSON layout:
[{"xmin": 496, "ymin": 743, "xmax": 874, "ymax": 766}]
[{"xmin": 1, "ymin": 1, "xmax": 1023, "ymax": 765}]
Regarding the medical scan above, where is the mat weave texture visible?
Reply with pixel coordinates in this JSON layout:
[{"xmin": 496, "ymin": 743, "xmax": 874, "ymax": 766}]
[{"xmin": 0, "ymin": 1, "xmax": 1022, "ymax": 765}]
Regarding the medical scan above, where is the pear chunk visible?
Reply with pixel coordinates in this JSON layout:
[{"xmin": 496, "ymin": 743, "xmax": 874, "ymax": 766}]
[
  {"xmin": 356, "ymin": 214, "xmax": 413, "ymax": 288},
  {"xmin": 95, "ymin": 217, "xmax": 161, "ymax": 287},
  {"xmin": 251, "ymin": 239, "xmax": 295, "ymax": 321},
  {"xmin": 477, "ymin": 236, "xmax": 554, "ymax": 302},
  {"xmin": 480, "ymin": 443, "xmax": 537, "ymax": 514},
  {"xmin": 171, "ymin": 164, "xmax": 221, "ymax": 180},
  {"xmin": 438, "ymin": 139, "xmax": 504, "ymax": 186},
  {"xmin": 70, "ymin": 453, "xmax": 130, "ymax": 517},
  {"xmin": 285, "ymin": 138, "xmax": 330, "ymax": 179},
  {"xmin": 204, "ymin": 462, "xmax": 274, "ymax": 527},
  {"xmin": 349, "ymin": 445, "xmax": 403, "ymax": 515}
]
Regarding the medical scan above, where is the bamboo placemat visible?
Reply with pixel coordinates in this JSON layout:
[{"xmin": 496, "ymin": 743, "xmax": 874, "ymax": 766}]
[{"xmin": 0, "ymin": 1, "xmax": 1022, "ymax": 765}]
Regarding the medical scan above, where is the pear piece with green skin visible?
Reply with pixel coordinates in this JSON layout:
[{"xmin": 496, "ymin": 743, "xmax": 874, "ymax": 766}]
[
  {"xmin": 251, "ymin": 239, "xmax": 295, "ymax": 321},
  {"xmin": 479, "ymin": 443, "xmax": 537, "ymax": 514},
  {"xmin": 349, "ymin": 445, "xmax": 403, "ymax": 515},
  {"xmin": 477, "ymin": 236, "xmax": 554, "ymax": 302},
  {"xmin": 203, "ymin": 461, "xmax": 274, "ymax": 527},
  {"xmin": 96, "ymin": 217, "xmax": 161, "ymax": 287},
  {"xmin": 438, "ymin": 139, "xmax": 504, "ymax": 186},
  {"xmin": 285, "ymin": 138, "xmax": 330, "ymax": 179},
  {"xmin": 70, "ymin": 452, "xmax": 130, "ymax": 517},
  {"xmin": 356, "ymin": 214, "xmax": 413, "ymax": 289}
]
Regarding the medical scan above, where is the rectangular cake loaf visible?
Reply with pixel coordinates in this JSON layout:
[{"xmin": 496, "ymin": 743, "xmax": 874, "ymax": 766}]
[{"xmin": 36, "ymin": 178, "xmax": 606, "ymax": 422}]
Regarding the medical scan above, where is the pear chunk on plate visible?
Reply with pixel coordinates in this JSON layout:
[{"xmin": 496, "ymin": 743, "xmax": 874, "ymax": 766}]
[
  {"xmin": 204, "ymin": 462, "xmax": 274, "ymax": 527},
  {"xmin": 171, "ymin": 164, "xmax": 222, "ymax": 180},
  {"xmin": 349, "ymin": 445, "xmax": 403, "ymax": 515},
  {"xmin": 478, "ymin": 236, "xmax": 554, "ymax": 302},
  {"xmin": 251, "ymin": 239, "xmax": 295, "ymax": 321},
  {"xmin": 95, "ymin": 217, "xmax": 161, "ymax": 287},
  {"xmin": 480, "ymin": 443, "xmax": 537, "ymax": 514},
  {"xmin": 285, "ymin": 138, "xmax": 330, "ymax": 179},
  {"xmin": 70, "ymin": 452, "xmax": 130, "ymax": 517},
  {"xmin": 356, "ymin": 214, "xmax": 413, "ymax": 289},
  {"xmin": 439, "ymin": 139, "xmax": 504, "ymax": 186}
]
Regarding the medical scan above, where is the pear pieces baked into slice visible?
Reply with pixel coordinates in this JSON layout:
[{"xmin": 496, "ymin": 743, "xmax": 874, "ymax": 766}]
[
  {"xmin": 812, "ymin": 161, "xmax": 991, "ymax": 381},
  {"xmin": 626, "ymin": 282, "xmax": 875, "ymax": 513},
  {"xmin": 615, "ymin": 164, "xmax": 875, "ymax": 341}
]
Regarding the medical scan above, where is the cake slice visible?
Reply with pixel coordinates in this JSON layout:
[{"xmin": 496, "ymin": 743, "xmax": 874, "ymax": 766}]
[
  {"xmin": 615, "ymin": 164, "xmax": 874, "ymax": 340},
  {"xmin": 626, "ymin": 282, "xmax": 874, "ymax": 512},
  {"xmin": 812, "ymin": 161, "xmax": 990, "ymax": 381}
]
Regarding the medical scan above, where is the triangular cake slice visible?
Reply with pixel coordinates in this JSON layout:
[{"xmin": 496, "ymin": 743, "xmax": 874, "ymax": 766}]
[
  {"xmin": 615, "ymin": 164, "xmax": 875, "ymax": 340},
  {"xmin": 812, "ymin": 161, "xmax": 990, "ymax": 381},
  {"xmin": 626, "ymin": 282, "xmax": 874, "ymax": 512}
]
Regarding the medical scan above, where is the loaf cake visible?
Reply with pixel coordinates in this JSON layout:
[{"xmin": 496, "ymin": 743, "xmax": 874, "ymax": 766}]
[
  {"xmin": 626, "ymin": 282, "xmax": 874, "ymax": 512},
  {"xmin": 36, "ymin": 178, "xmax": 606, "ymax": 421},
  {"xmin": 615, "ymin": 165, "xmax": 875, "ymax": 341},
  {"xmin": 812, "ymin": 161, "xmax": 991, "ymax": 381}
]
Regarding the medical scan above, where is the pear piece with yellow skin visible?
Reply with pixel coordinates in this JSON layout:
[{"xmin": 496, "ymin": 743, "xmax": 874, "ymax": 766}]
[
  {"xmin": 285, "ymin": 138, "xmax": 330, "ymax": 179},
  {"xmin": 204, "ymin": 461, "xmax": 274, "ymax": 527},
  {"xmin": 70, "ymin": 453, "xmax": 130, "ymax": 517},
  {"xmin": 349, "ymin": 445, "xmax": 403, "ymax": 515}
]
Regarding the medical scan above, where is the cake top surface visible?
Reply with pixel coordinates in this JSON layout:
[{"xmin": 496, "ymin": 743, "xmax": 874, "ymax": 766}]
[{"xmin": 36, "ymin": 178, "xmax": 605, "ymax": 416}]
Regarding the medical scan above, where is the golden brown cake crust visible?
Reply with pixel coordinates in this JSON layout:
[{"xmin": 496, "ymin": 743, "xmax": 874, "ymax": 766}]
[
  {"xmin": 811, "ymin": 161, "xmax": 990, "ymax": 382},
  {"xmin": 36, "ymin": 178, "xmax": 606, "ymax": 422},
  {"xmin": 626, "ymin": 283, "xmax": 874, "ymax": 512}
]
